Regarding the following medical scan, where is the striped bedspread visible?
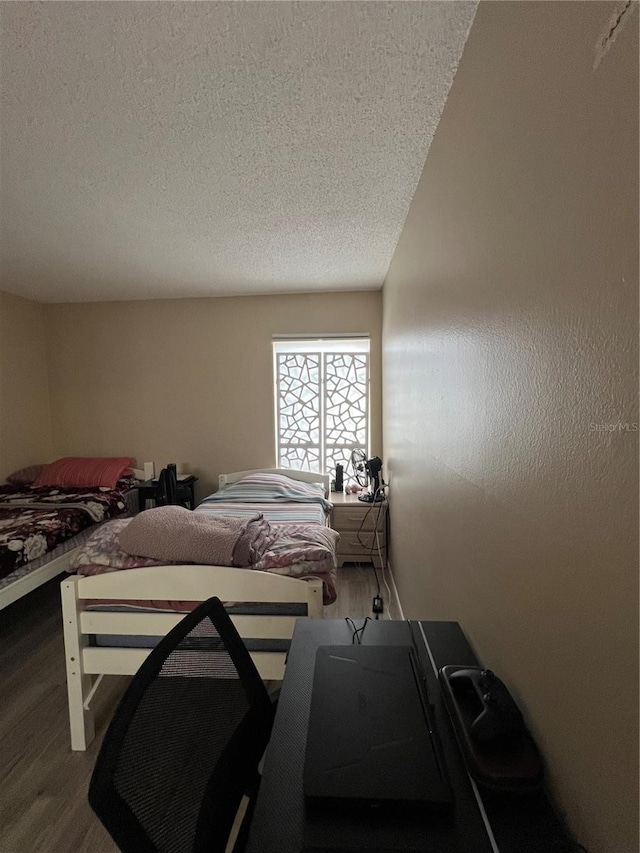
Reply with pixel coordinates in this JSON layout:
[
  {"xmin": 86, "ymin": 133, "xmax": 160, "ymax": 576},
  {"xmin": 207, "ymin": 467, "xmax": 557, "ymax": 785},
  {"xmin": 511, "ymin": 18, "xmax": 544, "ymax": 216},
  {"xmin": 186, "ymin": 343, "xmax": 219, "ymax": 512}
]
[
  {"xmin": 196, "ymin": 500, "xmax": 327, "ymax": 526},
  {"xmin": 197, "ymin": 471, "xmax": 331, "ymax": 526}
]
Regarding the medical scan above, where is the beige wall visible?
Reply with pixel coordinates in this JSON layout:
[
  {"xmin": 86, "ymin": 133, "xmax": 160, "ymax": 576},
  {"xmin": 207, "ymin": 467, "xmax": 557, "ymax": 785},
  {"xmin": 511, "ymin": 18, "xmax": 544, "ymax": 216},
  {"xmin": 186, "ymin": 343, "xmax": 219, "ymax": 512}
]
[
  {"xmin": 382, "ymin": 3, "xmax": 638, "ymax": 852},
  {"xmin": 0, "ymin": 290, "xmax": 53, "ymax": 479},
  {"xmin": 45, "ymin": 291, "xmax": 382, "ymax": 498}
]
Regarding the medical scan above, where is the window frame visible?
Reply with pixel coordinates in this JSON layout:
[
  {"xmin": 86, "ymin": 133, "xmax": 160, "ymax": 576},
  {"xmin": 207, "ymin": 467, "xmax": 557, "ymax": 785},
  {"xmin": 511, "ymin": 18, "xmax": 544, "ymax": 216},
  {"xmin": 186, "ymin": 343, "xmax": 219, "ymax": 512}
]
[{"xmin": 273, "ymin": 337, "xmax": 370, "ymax": 476}]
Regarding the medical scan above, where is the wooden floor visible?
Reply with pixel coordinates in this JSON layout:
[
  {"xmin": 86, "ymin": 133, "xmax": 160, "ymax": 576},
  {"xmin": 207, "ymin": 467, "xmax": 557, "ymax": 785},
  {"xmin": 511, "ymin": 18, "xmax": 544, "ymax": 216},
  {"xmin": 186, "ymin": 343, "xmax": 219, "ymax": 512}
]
[{"xmin": 0, "ymin": 564, "xmax": 390, "ymax": 852}]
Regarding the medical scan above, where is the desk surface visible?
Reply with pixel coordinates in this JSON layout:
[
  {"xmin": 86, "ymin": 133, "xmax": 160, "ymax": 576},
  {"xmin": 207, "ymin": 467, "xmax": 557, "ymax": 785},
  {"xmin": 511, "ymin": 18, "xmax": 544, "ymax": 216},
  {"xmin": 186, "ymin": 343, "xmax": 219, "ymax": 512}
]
[{"xmin": 246, "ymin": 619, "xmax": 573, "ymax": 853}]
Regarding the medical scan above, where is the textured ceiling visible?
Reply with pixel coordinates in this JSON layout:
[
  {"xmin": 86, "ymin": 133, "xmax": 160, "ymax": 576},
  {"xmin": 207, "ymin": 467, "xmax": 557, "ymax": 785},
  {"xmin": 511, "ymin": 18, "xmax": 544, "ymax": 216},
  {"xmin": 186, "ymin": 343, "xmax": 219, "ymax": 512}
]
[{"xmin": 0, "ymin": 1, "xmax": 477, "ymax": 303}]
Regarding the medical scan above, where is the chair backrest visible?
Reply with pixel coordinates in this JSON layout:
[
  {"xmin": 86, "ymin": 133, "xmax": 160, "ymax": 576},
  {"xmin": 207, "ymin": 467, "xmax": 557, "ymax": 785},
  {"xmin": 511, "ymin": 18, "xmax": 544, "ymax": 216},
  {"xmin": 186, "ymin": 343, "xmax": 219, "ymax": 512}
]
[
  {"xmin": 88, "ymin": 597, "xmax": 275, "ymax": 853},
  {"xmin": 157, "ymin": 465, "xmax": 194, "ymax": 508},
  {"xmin": 156, "ymin": 466, "xmax": 178, "ymax": 506}
]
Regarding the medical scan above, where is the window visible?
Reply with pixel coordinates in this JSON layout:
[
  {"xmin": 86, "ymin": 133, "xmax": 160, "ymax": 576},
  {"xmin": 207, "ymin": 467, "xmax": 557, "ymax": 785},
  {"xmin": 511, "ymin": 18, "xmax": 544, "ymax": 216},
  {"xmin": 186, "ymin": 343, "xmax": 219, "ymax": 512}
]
[{"xmin": 273, "ymin": 337, "xmax": 370, "ymax": 476}]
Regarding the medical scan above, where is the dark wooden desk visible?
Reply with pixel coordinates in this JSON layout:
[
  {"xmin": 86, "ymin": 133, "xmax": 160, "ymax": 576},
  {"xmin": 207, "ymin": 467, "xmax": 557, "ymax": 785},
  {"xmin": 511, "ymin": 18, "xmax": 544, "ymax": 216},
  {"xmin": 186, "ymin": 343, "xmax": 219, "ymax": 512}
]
[
  {"xmin": 136, "ymin": 476, "xmax": 198, "ymax": 512},
  {"xmin": 245, "ymin": 619, "xmax": 575, "ymax": 853}
]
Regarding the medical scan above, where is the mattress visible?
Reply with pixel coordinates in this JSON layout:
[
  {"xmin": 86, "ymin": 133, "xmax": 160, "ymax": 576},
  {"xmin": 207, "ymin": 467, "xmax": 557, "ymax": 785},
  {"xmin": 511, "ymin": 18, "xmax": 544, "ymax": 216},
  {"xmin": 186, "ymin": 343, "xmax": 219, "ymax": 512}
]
[{"xmin": 195, "ymin": 500, "xmax": 327, "ymax": 526}]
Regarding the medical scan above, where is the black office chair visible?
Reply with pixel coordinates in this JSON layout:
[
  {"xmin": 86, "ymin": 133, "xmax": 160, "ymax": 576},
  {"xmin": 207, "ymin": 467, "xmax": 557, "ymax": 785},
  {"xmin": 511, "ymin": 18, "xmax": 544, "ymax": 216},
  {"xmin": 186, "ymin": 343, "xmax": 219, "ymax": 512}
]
[
  {"xmin": 155, "ymin": 466, "xmax": 177, "ymax": 506},
  {"xmin": 156, "ymin": 465, "xmax": 192, "ymax": 509},
  {"xmin": 88, "ymin": 597, "xmax": 276, "ymax": 853}
]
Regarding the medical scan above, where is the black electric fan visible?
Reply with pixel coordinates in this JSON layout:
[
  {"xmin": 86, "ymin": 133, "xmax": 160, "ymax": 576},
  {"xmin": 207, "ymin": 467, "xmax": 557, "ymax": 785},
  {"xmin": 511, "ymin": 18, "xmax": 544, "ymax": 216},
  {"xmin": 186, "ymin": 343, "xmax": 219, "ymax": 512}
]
[{"xmin": 349, "ymin": 450, "xmax": 384, "ymax": 502}]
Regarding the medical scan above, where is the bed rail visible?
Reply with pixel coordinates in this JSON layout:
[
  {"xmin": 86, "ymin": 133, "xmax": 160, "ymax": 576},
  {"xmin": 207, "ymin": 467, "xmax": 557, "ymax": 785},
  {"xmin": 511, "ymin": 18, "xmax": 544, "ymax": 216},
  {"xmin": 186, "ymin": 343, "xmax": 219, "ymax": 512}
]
[{"xmin": 61, "ymin": 565, "xmax": 323, "ymax": 750}]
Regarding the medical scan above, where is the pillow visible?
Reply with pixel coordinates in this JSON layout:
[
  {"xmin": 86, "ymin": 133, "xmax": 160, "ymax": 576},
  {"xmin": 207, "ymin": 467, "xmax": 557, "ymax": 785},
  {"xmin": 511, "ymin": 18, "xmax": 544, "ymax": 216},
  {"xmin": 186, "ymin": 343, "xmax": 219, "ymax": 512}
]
[
  {"xmin": 6, "ymin": 464, "xmax": 43, "ymax": 486},
  {"xmin": 238, "ymin": 472, "xmax": 326, "ymax": 497},
  {"xmin": 34, "ymin": 457, "xmax": 134, "ymax": 490},
  {"xmin": 212, "ymin": 472, "xmax": 330, "ymax": 510}
]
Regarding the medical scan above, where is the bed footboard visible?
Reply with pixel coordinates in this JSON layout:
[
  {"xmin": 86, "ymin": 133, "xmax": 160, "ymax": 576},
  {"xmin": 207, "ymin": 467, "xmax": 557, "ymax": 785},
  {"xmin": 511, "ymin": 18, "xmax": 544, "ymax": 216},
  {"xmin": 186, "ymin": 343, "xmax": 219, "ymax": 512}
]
[{"xmin": 61, "ymin": 565, "xmax": 323, "ymax": 750}]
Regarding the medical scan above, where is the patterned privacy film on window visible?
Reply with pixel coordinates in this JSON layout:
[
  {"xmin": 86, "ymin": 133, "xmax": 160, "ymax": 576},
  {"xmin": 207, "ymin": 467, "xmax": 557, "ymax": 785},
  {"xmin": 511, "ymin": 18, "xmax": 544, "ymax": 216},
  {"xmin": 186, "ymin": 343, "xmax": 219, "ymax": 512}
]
[
  {"xmin": 275, "ymin": 344, "xmax": 369, "ymax": 475},
  {"xmin": 281, "ymin": 446, "xmax": 321, "ymax": 471},
  {"xmin": 324, "ymin": 353, "xmax": 368, "ymax": 476}
]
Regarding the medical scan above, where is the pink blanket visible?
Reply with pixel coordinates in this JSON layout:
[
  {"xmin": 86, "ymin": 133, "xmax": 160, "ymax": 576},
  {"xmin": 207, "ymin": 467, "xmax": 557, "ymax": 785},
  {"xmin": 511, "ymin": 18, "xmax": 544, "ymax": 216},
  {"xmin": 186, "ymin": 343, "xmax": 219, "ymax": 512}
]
[{"xmin": 118, "ymin": 506, "xmax": 272, "ymax": 567}]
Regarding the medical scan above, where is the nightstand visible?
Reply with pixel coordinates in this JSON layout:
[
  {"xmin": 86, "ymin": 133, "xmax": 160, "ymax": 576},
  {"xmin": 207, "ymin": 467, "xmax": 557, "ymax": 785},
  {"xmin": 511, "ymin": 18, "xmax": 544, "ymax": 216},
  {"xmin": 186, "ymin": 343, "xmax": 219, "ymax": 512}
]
[
  {"xmin": 137, "ymin": 475, "xmax": 198, "ymax": 512},
  {"xmin": 330, "ymin": 491, "xmax": 388, "ymax": 569}
]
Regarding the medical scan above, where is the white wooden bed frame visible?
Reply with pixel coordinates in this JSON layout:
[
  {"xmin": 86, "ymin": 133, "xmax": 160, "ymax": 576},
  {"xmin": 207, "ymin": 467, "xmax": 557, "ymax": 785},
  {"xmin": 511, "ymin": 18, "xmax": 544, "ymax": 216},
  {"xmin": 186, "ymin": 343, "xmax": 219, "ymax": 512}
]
[
  {"xmin": 1, "ymin": 550, "xmax": 78, "ymax": 611},
  {"xmin": 62, "ymin": 468, "xmax": 329, "ymax": 751}
]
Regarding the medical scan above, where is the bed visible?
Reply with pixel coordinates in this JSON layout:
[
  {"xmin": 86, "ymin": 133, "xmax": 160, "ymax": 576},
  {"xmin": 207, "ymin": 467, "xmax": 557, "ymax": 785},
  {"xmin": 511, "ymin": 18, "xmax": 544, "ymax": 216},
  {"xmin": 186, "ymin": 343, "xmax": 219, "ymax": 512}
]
[
  {"xmin": 0, "ymin": 463, "xmax": 138, "ymax": 611},
  {"xmin": 62, "ymin": 468, "xmax": 334, "ymax": 750}
]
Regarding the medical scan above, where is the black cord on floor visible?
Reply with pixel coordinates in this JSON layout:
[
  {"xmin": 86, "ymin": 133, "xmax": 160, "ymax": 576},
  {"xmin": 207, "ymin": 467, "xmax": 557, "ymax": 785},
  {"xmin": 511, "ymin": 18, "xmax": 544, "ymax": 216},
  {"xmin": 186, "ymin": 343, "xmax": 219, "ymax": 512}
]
[
  {"xmin": 345, "ymin": 617, "xmax": 370, "ymax": 644},
  {"xmin": 356, "ymin": 490, "xmax": 386, "ymax": 596}
]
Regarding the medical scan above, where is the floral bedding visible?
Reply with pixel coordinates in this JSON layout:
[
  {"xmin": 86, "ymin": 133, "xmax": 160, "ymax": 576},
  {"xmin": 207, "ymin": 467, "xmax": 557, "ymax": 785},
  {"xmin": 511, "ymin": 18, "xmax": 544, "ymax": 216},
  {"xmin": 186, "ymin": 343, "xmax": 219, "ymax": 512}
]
[
  {"xmin": 0, "ymin": 482, "xmax": 133, "ymax": 581},
  {"xmin": 70, "ymin": 516, "xmax": 338, "ymax": 604}
]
